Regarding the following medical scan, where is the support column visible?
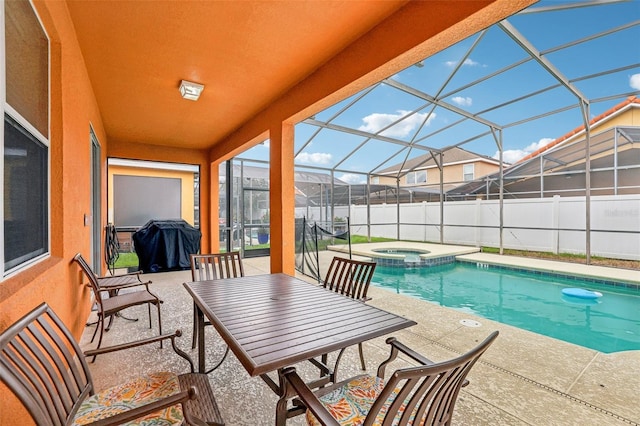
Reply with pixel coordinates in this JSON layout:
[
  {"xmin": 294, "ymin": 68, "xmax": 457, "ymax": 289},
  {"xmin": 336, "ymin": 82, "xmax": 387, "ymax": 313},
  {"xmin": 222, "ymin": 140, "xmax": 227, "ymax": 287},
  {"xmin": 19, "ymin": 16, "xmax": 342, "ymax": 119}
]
[
  {"xmin": 209, "ymin": 162, "xmax": 220, "ymax": 253},
  {"xmin": 270, "ymin": 122, "xmax": 295, "ymax": 274}
]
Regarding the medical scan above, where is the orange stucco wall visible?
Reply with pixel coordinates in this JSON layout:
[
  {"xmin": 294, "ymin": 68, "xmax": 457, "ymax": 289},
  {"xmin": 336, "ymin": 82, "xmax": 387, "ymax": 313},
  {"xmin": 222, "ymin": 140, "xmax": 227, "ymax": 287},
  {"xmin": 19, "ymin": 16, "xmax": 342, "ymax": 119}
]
[{"xmin": 0, "ymin": 0, "xmax": 108, "ymax": 422}]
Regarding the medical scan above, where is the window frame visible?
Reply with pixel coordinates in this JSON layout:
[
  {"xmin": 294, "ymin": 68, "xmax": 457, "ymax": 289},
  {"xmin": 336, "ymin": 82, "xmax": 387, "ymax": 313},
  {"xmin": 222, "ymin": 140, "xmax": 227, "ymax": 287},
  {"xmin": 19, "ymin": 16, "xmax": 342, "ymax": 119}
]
[
  {"xmin": 463, "ymin": 163, "xmax": 475, "ymax": 181},
  {"xmin": 1, "ymin": 0, "xmax": 51, "ymax": 278},
  {"xmin": 406, "ymin": 170, "xmax": 427, "ymax": 185}
]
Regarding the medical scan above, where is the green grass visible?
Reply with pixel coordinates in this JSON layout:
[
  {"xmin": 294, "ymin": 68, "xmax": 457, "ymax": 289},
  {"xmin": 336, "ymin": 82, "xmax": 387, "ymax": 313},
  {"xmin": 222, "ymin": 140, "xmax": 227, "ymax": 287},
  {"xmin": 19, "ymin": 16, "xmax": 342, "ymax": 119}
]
[
  {"xmin": 113, "ymin": 234, "xmax": 393, "ymax": 268},
  {"xmin": 480, "ymin": 246, "xmax": 615, "ymax": 263},
  {"xmin": 351, "ymin": 235, "xmax": 395, "ymax": 244},
  {"xmin": 483, "ymin": 246, "xmax": 640, "ymax": 269},
  {"xmin": 113, "ymin": 252, "xmax": 139, "ymax": 269}
]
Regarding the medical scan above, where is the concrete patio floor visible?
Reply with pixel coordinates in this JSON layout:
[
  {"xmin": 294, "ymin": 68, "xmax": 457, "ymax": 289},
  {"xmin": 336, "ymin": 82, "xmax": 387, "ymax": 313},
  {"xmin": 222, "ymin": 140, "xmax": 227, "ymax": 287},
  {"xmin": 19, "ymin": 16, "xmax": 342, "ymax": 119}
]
[{"xmin": 79, "ymin": 246, "xmax": 640, "ymax": 425}]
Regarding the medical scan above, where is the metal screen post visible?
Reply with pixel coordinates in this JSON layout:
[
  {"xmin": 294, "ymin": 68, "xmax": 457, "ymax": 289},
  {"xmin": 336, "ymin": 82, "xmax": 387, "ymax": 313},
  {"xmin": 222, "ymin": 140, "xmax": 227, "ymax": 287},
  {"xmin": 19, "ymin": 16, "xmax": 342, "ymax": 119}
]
[
  {"xmin": 314, "ymin": 223, "xmax": 320, "ymax": 283},
  {"xmin": 581, "ymin": 101, "xmax": 592, "ymax": 264},
  {"xmin": 347, "ymin": 216, "xmax": 352, "ymax": 259}
]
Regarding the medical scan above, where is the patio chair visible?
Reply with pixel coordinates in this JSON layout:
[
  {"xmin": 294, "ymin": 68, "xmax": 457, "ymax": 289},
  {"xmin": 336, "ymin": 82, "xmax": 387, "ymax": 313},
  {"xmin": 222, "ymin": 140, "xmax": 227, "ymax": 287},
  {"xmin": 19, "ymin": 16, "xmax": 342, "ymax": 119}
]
[
  {"xmin": 190, "ymin": 251, "xmax": 244, "ymax": 373},
  {"xmin": 322, "ymin": 256, "xmax": 377, "ymax": 370},
  {"xmin": 73, "ymin": 253, "xmax": 163, "ymax": 360},
  {"xmin": 74, "ymin": 251, "xmax": 152, "ymax": 296},
  {"xmin": 73, "ymin": 252, "xmax": 154, "ymax": 328},
  {"xmin": 284, "ymin": 331, "xmax": 499, "ymax": 426},
  {"xmin": 0, "ymin": 302, "xmax": 224, "ymax": 426}
]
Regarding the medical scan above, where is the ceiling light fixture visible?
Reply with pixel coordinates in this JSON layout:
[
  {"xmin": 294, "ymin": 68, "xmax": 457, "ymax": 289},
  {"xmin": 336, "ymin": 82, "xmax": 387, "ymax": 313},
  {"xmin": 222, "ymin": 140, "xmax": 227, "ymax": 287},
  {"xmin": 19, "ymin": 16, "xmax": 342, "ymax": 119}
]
[{"xmin": 179, "ymin": 80, "xmax": 204, "ymax": 101}]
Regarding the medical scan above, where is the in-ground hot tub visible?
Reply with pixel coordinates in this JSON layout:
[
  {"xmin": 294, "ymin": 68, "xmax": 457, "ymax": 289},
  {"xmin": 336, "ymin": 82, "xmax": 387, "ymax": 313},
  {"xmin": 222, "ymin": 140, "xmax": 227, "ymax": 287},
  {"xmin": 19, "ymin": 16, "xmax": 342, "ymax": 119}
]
[
  {"xmin": 370, "ymin": 248, "xmax": 456, "ymax": 268},
  {"xmin": 372, "ymin": 248, "xmax": 428, "ymax": 267}
]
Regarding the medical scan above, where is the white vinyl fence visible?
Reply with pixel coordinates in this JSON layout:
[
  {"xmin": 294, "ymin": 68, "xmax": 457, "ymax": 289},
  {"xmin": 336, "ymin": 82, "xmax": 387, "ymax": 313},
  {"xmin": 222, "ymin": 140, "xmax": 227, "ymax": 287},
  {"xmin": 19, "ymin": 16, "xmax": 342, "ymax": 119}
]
[{"xmin": 296, "ymin": 194, "xmax": 640, "ymax": 261}]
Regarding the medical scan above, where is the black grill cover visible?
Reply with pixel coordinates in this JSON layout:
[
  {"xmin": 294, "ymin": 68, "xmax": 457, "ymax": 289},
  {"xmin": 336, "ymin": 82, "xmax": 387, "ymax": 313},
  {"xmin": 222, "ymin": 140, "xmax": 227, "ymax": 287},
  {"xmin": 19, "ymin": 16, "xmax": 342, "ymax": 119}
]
[{"xmin": 133, "ymin": 219, "xmax": 201, "ymax": 273}]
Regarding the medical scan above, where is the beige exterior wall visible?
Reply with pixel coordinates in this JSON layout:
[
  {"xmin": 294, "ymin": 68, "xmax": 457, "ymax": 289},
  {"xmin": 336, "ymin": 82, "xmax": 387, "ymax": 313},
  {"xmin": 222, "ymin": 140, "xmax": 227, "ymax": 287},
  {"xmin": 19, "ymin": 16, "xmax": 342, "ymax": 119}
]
[
  {"xmin": 374, "ymin": 159, "xmax": 500, "ymax": 187},
  {"xmin": 108, "ymin": 165, "xmax": 196, "ymax": 226},
  {"xmin": 595, "ymin": 106, "xmax": 640, "ymax": 128}
]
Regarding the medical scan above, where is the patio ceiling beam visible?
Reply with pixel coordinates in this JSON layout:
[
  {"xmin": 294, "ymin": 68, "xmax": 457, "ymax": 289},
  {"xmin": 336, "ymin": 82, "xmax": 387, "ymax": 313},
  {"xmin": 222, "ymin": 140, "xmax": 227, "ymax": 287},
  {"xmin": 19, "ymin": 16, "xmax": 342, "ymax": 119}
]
[
  {"xmin": 498, "ymin": 20, "xmax": 589, "ymax": 105},
  {"xmin": 574, "ymin": 63, "xmax": 640, "ymax": 84},
  {"xmin": 331, "ymin": 99, "xmax": 440, "ymax": 171},
  {"xmin": 391, "ymin": 32, "xmax": 488, "ymax": 180},
  {"xmin": 541, "ymin": 20, "xmax": 639, "ymax": 55},
  {"xmin": 296, "ymin": 84, "xmax": 381, "ymax": 157},
  {"xmin": 518, "ymin": 0, "xmax": 630, "ymax": 15},
  {"xmin": 439, "ymin": 129, "xmax": 493, "ymax": 152},
  {"xmin": 369, "ymin": 144, "xmax": 410, "ymax": 176},
  {"xmin": 302, "ymin": 118, "xmax": 438, "ymax": 153},
  {"xmin": 502, "ymin": 102, "xmax": 580, "ymax": 129},
  {"xmin": 440, "ymin": 56, "xmax": 532, "ymax": 100},
  {"xmin": 417, "ymin": 82, "xmax": 563, "ymax": 148},
  {"xmin": 542, "ymin": 155, "xmax": 567, "ymax": 167},
  {"xmin": 383, "ymin": 78, "xmax": 501, "ymax": 130},
  {"xmin": 591, "ymin": 90, "xmax": 640, "ymax": 105}
]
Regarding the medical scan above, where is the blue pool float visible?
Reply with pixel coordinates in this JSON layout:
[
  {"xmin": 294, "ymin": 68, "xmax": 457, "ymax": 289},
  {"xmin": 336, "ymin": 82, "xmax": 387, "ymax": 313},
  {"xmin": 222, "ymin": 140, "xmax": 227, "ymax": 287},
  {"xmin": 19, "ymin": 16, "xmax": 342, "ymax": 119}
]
[{"xmin": 562, "ymin": 287, "xmax": 603, "ymax": 300}]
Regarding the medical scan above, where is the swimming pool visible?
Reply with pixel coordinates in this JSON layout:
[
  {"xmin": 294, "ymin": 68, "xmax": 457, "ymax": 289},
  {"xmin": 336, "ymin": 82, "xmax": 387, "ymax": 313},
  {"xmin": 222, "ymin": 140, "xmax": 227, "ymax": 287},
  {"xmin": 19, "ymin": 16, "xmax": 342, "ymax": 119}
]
[{"xmin": 372, "ymin": 261, "xmax": 640, "ymax": 353}]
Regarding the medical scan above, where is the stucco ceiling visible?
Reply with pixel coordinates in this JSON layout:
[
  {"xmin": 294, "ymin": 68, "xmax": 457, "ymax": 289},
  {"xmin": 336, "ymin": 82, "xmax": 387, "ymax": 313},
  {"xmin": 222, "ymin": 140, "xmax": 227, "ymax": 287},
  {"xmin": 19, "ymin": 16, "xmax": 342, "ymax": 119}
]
[
  {"xmin": 66, "ymin": 1, "xmax": 533, "ymax": 153},
  {"xmin": 66, "ymin": 1, "xmax": 410, "ymax": 150}
]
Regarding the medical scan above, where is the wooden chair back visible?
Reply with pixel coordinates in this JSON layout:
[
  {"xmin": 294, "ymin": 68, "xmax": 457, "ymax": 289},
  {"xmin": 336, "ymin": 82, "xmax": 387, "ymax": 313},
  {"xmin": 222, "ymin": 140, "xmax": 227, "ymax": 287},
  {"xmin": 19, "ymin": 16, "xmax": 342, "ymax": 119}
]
[
  {"xmin": 323, "ymin": 256, "xmax": 376, "ymax": 301},
  {"xmin": 73, "ymin": 253, "xmax": 163, "ymax": 358},
  {"xmin": 0, "ymin": 303, "xmax": 94, "ymax": 425},
  {"xmin": 73, "ymin": 253, "xmax": 101, "ymax": 291},
  {"xmin": 369, "ymin": 331, "xmax": 499, "ymax": 425},
  {"xmin": 190, "ymin": 252, "xmax": 244, "ymax": 281},
  {"xmin": 73, "ymin": 253, "xmax": 107, "ymax": 308},
  {"xmin": 284, "ymin": 331, "xmax": 499, "ymax": 426},
  {"xmin": 1, "ymin": 303, "xmax": 224, "ymax": 425}
]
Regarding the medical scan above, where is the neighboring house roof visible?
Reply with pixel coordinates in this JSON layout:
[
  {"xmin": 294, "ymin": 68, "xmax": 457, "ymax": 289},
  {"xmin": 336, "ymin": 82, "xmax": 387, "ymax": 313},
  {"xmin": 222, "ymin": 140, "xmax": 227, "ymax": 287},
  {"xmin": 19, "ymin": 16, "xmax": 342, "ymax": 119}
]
[
  {"xmin": 516, "ymin": 96, "xmax": 640, "ymax": 164},
  {"xmin": 376, "ymin": 146, "xmax": 501, "ymax": 176}
]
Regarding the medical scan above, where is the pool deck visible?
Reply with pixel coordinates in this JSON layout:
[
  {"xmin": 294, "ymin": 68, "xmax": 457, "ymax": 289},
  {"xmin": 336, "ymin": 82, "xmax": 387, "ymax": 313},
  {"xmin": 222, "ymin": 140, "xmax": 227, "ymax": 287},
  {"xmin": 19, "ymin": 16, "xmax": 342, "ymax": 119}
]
[{"xmin": 81, "ymin": 244, "xmax": 640, "ymax": 425}]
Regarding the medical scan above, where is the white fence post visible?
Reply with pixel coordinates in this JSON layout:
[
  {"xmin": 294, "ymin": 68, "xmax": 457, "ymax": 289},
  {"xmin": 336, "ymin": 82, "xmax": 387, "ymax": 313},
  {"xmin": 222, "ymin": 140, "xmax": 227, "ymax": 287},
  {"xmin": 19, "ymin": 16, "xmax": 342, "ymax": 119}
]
[
  {"xmin": 552, "ymin": 195, "xmax": 560, "ymax": 254},
  {"xmin": 475, "ymin": 198, "xmax": 481, "ymax": 248}
]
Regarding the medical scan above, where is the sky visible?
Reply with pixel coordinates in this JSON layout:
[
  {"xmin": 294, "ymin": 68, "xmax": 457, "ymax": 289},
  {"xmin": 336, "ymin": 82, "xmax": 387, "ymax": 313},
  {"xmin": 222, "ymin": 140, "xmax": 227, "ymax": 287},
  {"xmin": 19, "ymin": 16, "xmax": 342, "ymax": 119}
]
[{"xmin": 240, "ymin": 0, "xmax": 640, "ymax": 184}]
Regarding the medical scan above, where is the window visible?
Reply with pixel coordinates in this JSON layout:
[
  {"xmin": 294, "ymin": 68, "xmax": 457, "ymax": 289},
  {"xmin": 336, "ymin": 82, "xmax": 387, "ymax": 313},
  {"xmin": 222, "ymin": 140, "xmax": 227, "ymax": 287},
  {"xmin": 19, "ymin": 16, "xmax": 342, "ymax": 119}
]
[
  {"xmin": 2, "ymin": 0, "xmax": 50, "ymax": 275},
  {"xmin": 406, "ymin": 170, "xmax": 426, "ymax": 185},
  {"xmin": 370, "ymin": 176, "xmax": 379, "ymax": 184},
  {"xmin": 463, "ymin": 164, "xmax": 474, "ymax": 181}
]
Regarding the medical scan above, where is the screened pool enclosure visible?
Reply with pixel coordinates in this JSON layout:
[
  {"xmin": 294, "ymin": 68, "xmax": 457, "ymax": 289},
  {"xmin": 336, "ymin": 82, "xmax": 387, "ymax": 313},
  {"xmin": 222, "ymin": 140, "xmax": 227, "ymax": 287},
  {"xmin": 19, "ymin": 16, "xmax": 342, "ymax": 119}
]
[{"xmin": 217, "ymin": 1, "xmax": 639, "ymax": 262}]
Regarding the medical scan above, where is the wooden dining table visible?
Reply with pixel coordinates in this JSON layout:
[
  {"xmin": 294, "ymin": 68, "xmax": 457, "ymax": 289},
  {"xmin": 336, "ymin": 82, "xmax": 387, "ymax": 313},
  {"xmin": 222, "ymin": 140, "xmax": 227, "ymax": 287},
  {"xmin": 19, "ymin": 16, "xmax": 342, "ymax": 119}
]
[{"xmin": 183, "ymin": 273, "xmax": 417, "ymax": 425}]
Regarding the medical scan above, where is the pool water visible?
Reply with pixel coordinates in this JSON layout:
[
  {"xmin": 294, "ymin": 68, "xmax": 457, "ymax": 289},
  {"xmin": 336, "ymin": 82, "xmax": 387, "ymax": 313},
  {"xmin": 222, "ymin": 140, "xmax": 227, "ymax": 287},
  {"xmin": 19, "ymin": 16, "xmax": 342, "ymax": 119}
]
[{"xmin": 372, "ymin": 262, "xmax": 640, "ymax": 353}]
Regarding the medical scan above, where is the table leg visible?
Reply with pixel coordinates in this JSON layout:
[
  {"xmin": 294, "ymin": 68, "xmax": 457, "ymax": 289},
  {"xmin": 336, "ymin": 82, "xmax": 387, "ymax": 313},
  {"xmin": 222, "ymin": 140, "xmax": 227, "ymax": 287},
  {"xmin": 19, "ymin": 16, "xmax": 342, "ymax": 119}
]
[
  {"xmin": 197, "ymin": 305, "xmax": 205, "ymax": 373},
  {"xmin": 275, "ymin": 369, "xmax": 290, "ymax": 426}
]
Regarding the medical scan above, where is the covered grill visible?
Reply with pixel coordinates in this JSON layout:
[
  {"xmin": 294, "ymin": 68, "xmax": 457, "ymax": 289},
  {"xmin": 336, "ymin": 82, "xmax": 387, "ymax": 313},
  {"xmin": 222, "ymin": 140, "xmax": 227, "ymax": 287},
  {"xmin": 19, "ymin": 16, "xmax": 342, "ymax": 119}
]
[{"xmin": 133, "ymin": 219, "xmax": 201, "ymax": 273}]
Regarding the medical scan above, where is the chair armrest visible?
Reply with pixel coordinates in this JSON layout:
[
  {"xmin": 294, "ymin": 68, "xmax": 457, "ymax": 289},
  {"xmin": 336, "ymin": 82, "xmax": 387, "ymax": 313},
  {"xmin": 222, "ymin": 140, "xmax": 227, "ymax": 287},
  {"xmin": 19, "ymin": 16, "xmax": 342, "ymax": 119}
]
[
  {"xmin": 378, "ymin": 338, "xmax": 470, "ymax": 387},
  {"xmin": 282, "ymin": 367, "xmax": 340, "ymax": 426},
  {"xmin": 88, "ymin": 387, "xmax": 197, "ymax": 426},
  {"xmin": 84, "ymin": 330, "xmax": 196, "ymax": 373},
  {"xmin": 115, "ymin": 270, "xmax": 143, "ymax": 278},
  {"xmin": 94, "ymin": 280, "xmax": 154, "ymax": 292},
  {"xmin": 98, "ymin": 270, "xmax": 144, "ymax": 281},
  {"xmin": 385, "ymin": 337, "xmax": 434, "ymax": 365}
]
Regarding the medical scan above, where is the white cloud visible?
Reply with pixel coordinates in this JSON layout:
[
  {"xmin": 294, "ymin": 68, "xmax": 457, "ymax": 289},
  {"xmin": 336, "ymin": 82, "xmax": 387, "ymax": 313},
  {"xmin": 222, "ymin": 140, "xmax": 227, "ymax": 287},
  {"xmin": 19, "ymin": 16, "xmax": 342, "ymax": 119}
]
[
  {"xmin": 262, "ymin": 140, "xmax": 270, "ymax": 147},
  {"xmin": 296, "ymin": 152, "xmax": 332, "ymax": 165},
  {"xmin": 451, "ymin": 96, "xmax": 472, "ymax": 107},
  {"xmin": 358, "ymin": 110, "xmax": 436, "ymax": 138},
  {"xmin": 494, "ymin": 138, "xmax": 554, "ymax": 164},
  {"xmin": 338, "ymin": 173, "xmax": 366, "ymax": 184},
  {"xmin": 445, "ymin": 58, "xmax": 480, "ymax": 67},
  {"xmin": 630, "ymin": 73, "xmax": 640, "ymax": 90}
]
